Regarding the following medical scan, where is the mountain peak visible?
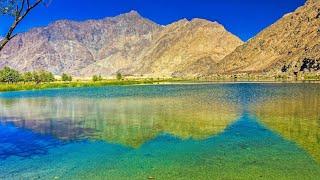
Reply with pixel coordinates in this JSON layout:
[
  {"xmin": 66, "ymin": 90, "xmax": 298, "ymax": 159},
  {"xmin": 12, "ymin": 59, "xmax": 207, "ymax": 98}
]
[
  {"xmin": 128, "ymin": 10, "xmax": 140, "ymax": 15},
  {"xmin": 120, "ymin": 10, "xmax": 142, "ymax": 18},
  {"xmin": 190, "ymin": 18, "xmax": 221, "ymax": 26}
]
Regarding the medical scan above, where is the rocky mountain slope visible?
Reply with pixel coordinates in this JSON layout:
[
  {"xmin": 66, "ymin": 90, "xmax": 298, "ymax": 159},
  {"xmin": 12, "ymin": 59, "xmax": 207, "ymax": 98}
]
[
  {"xmin": 214, "ymin": 0, "xmax": 320, "ymax": 76},
  {"xmin": 0, "ymin": 11, "xmax": 242, "ymax": 77},
  {"xmin": 0, "ymin": 11, "xmax": 160, "ymax": 76},
  {"xmin": 125, "ymin": 18, "xmax": 242, "ymax": 77}
]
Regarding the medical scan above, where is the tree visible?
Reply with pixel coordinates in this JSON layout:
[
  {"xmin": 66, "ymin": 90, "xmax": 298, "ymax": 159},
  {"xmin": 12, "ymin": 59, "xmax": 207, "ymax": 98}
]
[
  {"xmin": 38, "ymin": 70, "xmax": 55, "ymax": 82},
  {"xmin": 32, "ymin": 71, "xmax": 40, "ymax": 84},
  {"xmin": 22, "ymin": 71, "xmax": 33, "ymax": 82},
  {"xmin": 0, "ymin": 0, "xmax": 49, "ymax": 51},
  {"xmin": 98, "ymin": 75, "xmax": 103, "ymax": 81},
  {"xmin": 92, "ymin": 75, "xmax": 102, "ymax": 82},
  {"xmin": 61, "ymin": 73, "xmax": 68, "ymax": 81},
  {"xmin": 116, "ymin": 72, "xmax": 122, "ymax": 80},
  {"xmin": 92, "ymin": 75, "xmax": 98, "ymax": 82},
  {"xmin": 62, "ymin": 73, "xmax": 72, "ymax": 81},
  {"xmin": 0, "ymin": 66, "xmax": 21, "ymax": 83}
]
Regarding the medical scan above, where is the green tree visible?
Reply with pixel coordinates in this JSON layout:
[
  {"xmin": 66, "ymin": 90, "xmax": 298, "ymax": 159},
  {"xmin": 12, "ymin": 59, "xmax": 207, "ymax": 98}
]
[
  {"xmin": 98, "ymin": 75, "xmax": 102, "ymax": 81},
  {"xmin": 22, "ymin": 72, "xmax": 33, "ymax": 82},
  {"xmin": 92, "ymin": 75, "xmax": 98, "ymax": 82},
  {"xmin": 62, "ymin": 73, "xmax": 72, "ymax": 81},
  {"xmin": 0, "ymin": 66, "xmax": 21, "ymax": 83},
  {"xmin": 116, "ymin": 72, "xmax": 122, "ymax": 80},
  {"xmin": 32, "ymin": 71, "xmax": 41, "ymax": 84},
  {"xmin": 38, "ymin": 70, "xmax": 55, "ymax": 82},
  {"xmin": 61, "ymin": 73, "xmax": 68, "ymax": 81},
  {"xmin": 46, "ymin": 71, "xmax": 55, "ymax": 82},
  {"xmin": 92, "ymin": 75, "xmax": 103, "ymax": 82}
]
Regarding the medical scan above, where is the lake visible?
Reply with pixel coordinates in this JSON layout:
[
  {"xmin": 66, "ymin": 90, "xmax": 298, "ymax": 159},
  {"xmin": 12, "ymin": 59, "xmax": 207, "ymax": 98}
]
[{"xmin": 0, "ymin": 83, "xmax": 319, "ymax": 179}]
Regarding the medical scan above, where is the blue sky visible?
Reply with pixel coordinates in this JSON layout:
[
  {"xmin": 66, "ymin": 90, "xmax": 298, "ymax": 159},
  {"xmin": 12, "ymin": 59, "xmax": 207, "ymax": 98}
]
[{"xmin": 0, "ymin": 0, "xmax": 305, "ymax": 41}]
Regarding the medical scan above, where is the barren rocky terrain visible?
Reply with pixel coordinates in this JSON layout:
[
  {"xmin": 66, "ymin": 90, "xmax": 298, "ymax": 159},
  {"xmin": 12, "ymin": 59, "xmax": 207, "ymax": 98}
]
[
  {"xmin": 214, "ymin": 0, "xmax": 320, "ymax": 76},
  {"xmin": 0, "ymin": 11, "xmax": 242, "ymax": 78}
]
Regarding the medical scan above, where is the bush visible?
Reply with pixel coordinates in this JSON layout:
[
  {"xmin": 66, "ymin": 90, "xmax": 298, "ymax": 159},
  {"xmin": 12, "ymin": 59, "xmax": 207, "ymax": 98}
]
[
  {"xmin": 62, "ymin": 73, "xmax": 72, "ymax": 81},
  {"xmin": 92, "ymin": 75, "xmax": 103, "ymax": 82},
  {"xmin": 0, "ymin": 67, "xmax": 21, "ymax": 83}
]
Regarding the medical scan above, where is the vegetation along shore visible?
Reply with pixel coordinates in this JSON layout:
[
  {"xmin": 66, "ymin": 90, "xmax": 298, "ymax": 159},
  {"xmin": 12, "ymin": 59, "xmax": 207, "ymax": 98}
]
[{"xmin": 0, "ymin": 67, "xmax": 319, "ymax": 92}]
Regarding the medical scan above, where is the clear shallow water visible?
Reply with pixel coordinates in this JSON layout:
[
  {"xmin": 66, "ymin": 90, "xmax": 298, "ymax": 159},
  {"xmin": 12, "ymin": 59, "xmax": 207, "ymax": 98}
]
[{"xmin": 0, "ymin": 83, "xmax": 319, "ymax": 179}]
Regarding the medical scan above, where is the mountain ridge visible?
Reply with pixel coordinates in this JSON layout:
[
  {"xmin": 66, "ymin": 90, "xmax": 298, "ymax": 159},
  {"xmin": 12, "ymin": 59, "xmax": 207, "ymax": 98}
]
[
  {"xmin": 0, "ymin": 10, "xmax": 243, "ymax": 78},
  {"xmin": 213, "ymin": 0, "xmax": 320, "ymax": 77}
]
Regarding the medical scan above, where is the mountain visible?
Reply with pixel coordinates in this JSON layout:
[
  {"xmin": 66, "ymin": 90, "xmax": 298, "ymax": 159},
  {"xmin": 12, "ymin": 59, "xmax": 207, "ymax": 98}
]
[
  {"xmin": 0, "ymin": 11, "xmax": 160, "ymax": 76},
  {"xmin": 214, "ymin": 0, "xmax": 320, "ymax": 76},
  {"xmin": 124, "ymin": 18, "xmax": 243, "ymax": 77},
  {"xmin": 0, "ymin": 11, "xmax": 242, "ymax": 78}
]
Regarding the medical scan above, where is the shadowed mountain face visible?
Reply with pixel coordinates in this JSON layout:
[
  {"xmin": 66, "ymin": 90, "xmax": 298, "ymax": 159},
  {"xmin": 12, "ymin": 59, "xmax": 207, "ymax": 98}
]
[
  {"xmin": 215, "ymin": 0, "xmax": 320, "ymax": 75},
  {"xmin": 0, "ymin": 11, "xmax": 242, "ymax": 77}
]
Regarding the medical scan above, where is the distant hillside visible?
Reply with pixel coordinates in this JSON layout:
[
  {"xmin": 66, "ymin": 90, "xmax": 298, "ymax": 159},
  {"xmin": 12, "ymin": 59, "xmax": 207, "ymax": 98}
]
[
  {"xmin": 214, "ymin": 0, "xmax": 320, "ymax": 76},
  {"xmin": 0, "ymin": 11, "xmax": 242, "ymax": 78}
]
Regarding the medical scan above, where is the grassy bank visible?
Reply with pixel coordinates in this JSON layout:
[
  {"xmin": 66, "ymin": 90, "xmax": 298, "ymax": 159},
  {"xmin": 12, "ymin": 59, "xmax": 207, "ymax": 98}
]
[
  {"xmin": 0, "ymin": 79, "xmax": 188, "ymax": 92},
  {"xmin": 0, "ymin": 78, "xmax": 319, "ymax": 92}
]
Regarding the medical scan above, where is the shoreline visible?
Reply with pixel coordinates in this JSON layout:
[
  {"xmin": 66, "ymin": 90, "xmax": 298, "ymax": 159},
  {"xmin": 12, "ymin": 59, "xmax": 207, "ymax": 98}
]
[{"xmin": 0, "ymin": 79, "xmax": 319, "ymax": 93}]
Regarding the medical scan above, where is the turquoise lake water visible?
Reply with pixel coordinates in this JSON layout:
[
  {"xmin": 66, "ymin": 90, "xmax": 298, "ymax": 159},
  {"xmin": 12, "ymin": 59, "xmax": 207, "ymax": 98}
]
[{"xmin": 0, "ymin": 83, "xmax": 319, "ymax": 179}]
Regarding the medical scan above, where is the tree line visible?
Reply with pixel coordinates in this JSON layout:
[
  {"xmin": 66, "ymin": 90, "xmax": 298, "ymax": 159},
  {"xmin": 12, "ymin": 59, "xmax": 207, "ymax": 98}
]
[
  {"xmin": 0, "ymin": 67, "xmax": 124, "ymax": 83},
  {"xmin": 0, "ymin": 66, "xmax": 75, "ymax": 83},
  {"xmin": 0, "ymin": 66, "xmax": 56, "ymax": 83}
]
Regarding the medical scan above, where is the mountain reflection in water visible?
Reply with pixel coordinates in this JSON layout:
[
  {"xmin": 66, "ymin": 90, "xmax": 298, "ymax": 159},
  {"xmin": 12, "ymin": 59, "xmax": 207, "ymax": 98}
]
[
  {"xmin": 253, "ymin": 90, "xmax": 320, "ymax": 163},
  {"xmin": 0, "ymin": 94, "xmax": 240, "ymax": 148}
]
